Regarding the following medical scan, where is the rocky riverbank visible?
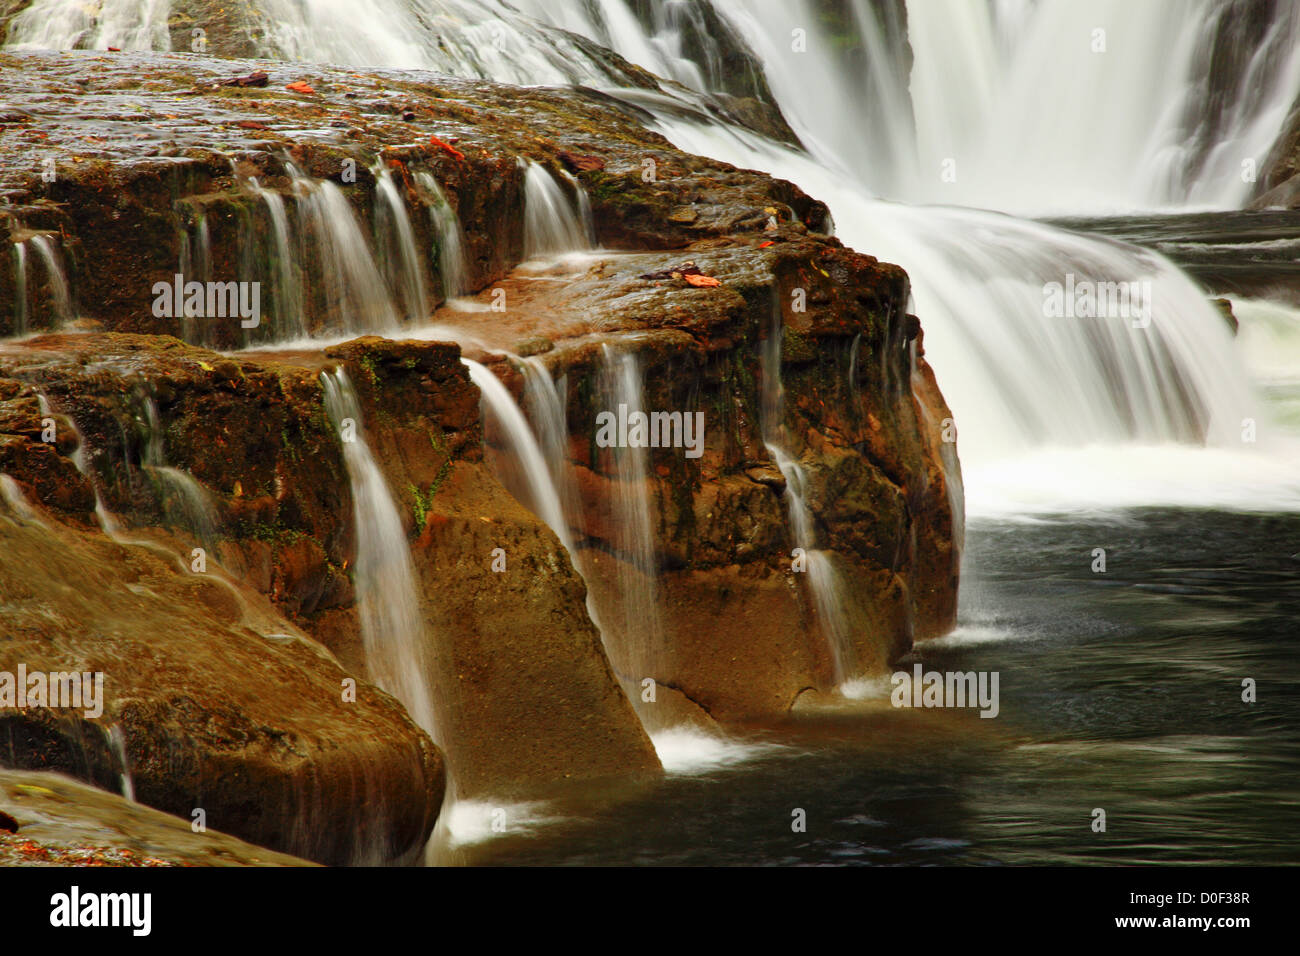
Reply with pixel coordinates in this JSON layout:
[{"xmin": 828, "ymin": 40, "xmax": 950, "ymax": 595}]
[{"xmin": 0, "ymin": 48, "xmax": 960, "ymax": 862}]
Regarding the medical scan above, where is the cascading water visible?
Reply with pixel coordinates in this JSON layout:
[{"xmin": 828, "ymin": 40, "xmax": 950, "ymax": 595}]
[
  {"xmin": 414, "ymin": 172, "xmax": 468, "ymax": 300},
  {"xmin": 519, "ymin": 357, "xmax": 583, "ymax": 547},
  {"xmin": 21, "ymin": 0, "xmax": 1294, "ymax": 511},
  {"xmin": 106, "ymin": 724, "xmax": 136, "ymax": 802},
  {"xmin": 632, "ymin": 13, "xmax": 1300, "ymax": 514},
  {"xmin": 469, "ymin": 353, "xmax": 686, "ymax": 744},
  {"xmin": 10, "ymin": 242, "xmax": 27, "ymax": 335},
  {"xmin": 463, "ymin": 359, "xmax": 576, "ymax": 557},
  {"xmin": 759, "ymin": 301, "xmax": 857, "ymax": 685},
  {"xmin": 5, "ymin": 0, "xmax": 171, "ymax": 51},
  {"xmin": 0, "ymin": 473, "xmax": 43, "ymax": 524},
  {"xmin": 36, "ymin": 392, "xmax": 135, "ymax": 539},
  {"xmin": 177, "ymin": 213, "xmax": 211, "ymax": 345},
  {"xmin": 558, "ymin": 170, "xmax": 597, "ymax": 246},
  {"xmin": 373, "ymin": 166, "xmax": 429, "ymax": 323},
  {"xmin": 292, "ymin": 169, "xmax": 400, "ymax": 335},
  {"xmin": 8, "ymin": 0, "xmax": 684, "ymax": 88},
  {"xmin": 522, "ymin": 161, "xmax": 592, "ymax": 259},
  {"xmin": 252, "ymin": 182, "xmax": 307, "ymax": 340},
  {"xmin": 595, "ymin": 346, "xmax": 665, "ymax": 696},
  {"xmin": 28, "ymin": 235, "xmax": 73, "ymax": 326},
  {"xmin": 136, "ymin": 391, "xmax": 221, "ymax": 552},
  {"xmin": 320, "ymin": 368, "xmax": 440, "ymax": 741}
]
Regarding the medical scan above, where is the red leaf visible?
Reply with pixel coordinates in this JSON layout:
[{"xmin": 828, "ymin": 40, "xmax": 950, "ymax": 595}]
[{"xmin": 429, "ymin": 135, "xmax": 465, "ymax": 161}]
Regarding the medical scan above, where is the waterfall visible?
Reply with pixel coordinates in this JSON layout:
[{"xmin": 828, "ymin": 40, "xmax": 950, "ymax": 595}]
[
  {"xmin": 252, "ymin": 183, "xmax": 307, "ymax": 340},
  {"xmin": 320, "ymin": 368, "xmax": 440, "ymax": 741},
  {"xmin": 106, "ymin": 724, "xmax": 136, "ymax": 802},
  {"xmin": 36, "ymin": 392, "xmax": 128, "ymax": 538},
  {"xmin": 559, "ymin": 169, "xmax": 597, "ymax": 246},
  {"xmin": 519, "ymin": 358, "xmax": 582, "ymax": 542},
  {"xmin": 177, "ymin": 214, "xmax": 211, "ymax": 344},
  {"xmin": 463, "ymin": 359, "xmax": 576, "ymax": 557},
  {"xmin": 522, "ymin": 161, "xmax": 592, "ymax": 259},
  {"xmin": 29, "ymin": 235, "xmax": 73, "ymax": 326},
  {"xmin": 595, "ymin": 346, "xmax": 664, "ymax": 690},
  {"xmin": 468, "ymin": 355, "xmax": 671, "ymax": 734},
  {"xmin": 666, "ymin": 0, "xmax": 1300, "ymax": 213},
  {"xmin": 414, "ymin": 172, "xmax": 468, "ymax": 299},
  {"xmin": 373, "ymin": 166, "xmax": 429, "ymax": 322},
  {"xmin": 759, "ymin": 303, "xmax": 857, "ymax": 685},
  {"xmin": 5, "ymin": 0, "xmax": 172, "ymax": 51},
  {"xmin": 0, "ymin": 473, "xmax": 43, "ymax": 525},
  {"xmin": 292, "ymin": 170, "xmax": 400, "ymax": 335},
  {"xmin": 11, "ymin": 242, "xmax": 28, "ymax": 335},
  {"xmin": 136, "ymin": 391, "xmax": 221, "ymax": 552}
]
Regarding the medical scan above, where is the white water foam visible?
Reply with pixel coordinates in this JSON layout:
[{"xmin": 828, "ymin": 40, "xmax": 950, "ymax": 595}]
[{"xmin": 650, "ymin": 726, "xmax": 786, "ymax": 776}]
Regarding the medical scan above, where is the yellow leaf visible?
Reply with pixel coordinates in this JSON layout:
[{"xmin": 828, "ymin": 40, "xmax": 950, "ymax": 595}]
[
  {"xmin": 233, "ymin": 480, "xmax": 242, "ymax": 496},
  {"xmin": 198, "ymin": 360, "xmax": 215, "ymax": 371}
]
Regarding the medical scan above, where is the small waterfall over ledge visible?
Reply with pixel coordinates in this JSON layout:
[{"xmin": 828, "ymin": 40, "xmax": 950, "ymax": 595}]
[
  {"xmin": 321, "ymin": 368, "xmax": 442, "ymax": 742},
  {"xmin": 252, "ymin": 182, "xmax": 308, "ymax": 340},
  {"xmin": 760, "ymin": 300, "xmax": 858, "ymax": 686},
  {"xmin": 10, "ymin": 242, "xmax": 28, "ymax": 335},
  {"xmin": 463, "ymin": 359, "xmax": 576, "ymax": 557},
  {"xmin": 27, "ymin": 235, "xmax": 75, "ymax": 328},
  {"xmin": 373, "ymin": 165, "xmax": 429, "ymax": 323},
  {"xmin": 595, "ymin": 346, "xmax": 666, "ymax": 698},
  {"xmin": 137, "ymin": 390, "xmax": 221, "ymax": 554},
  {"xmin": 522, "ymin": 161, "xmax": 593, "ymax": 259},
  {"xmin": 292, "ymin": 171, "xmax": 401, "ymax": 336},
  {"xmin": 414, "ymin": 171, "xmax": 468, "ymax": 300}
]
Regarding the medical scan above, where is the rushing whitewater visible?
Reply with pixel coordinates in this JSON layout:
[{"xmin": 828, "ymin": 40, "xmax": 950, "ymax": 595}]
[{"xmin": 19, "ymin": 0, "xmax": 1296, "ymax": 514}]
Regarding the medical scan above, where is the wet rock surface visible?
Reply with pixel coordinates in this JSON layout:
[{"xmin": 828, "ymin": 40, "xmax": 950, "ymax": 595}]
[
  {"xmin": 0, "ymin": 49, "xmax": 960, "ymax": 857},
  {"xmin": 0, "ymin": 768, "xmax": 314, "ymax": 866},
  {"xmin": 0, "ymin": 465, "xmax": 445, "ymax": 865}
]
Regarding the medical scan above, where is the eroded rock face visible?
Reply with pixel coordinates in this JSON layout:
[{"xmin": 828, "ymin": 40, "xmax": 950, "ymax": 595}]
[
  {"xmin": 465, "ymin": 236, "xmax": 960, "ymax": 720},
  {"xmin": 0, "ymin": 48, "xmax": 960, "ymax": 845},
  {"xmin": 0, "ymin": 332, "xmax": 660, "ymax": 808},
  {"xmin": 0, "ymin": 482, "xmax": 444, "ymax": 865}
]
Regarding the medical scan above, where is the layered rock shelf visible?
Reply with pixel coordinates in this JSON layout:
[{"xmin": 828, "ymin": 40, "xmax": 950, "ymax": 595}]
[{"xmin": 0, "ymin": 49, "xmax": 961, "ymax": 864}]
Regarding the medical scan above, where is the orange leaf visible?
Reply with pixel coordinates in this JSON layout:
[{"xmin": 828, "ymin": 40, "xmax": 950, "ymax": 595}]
[
  {"xmin": 684, "ymin": 273, "xmax": 721, "ymax": 288},
  {"xmin": 429, "ymin": 135, "xmax": 465, "ymax": 161},
  {"xmin": 285, "ymin": 81, "xmax": 316, "ymax": 94}
]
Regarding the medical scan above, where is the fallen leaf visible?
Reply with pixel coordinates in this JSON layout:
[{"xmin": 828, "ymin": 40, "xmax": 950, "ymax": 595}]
[
  {"xmin": 684, "ymin": 273, "xmax": 721, "ymax": 287},
  {"xmin": 429, "ymin": 134, "xmax": 465, "ymax": 161},
  {"xmin": 285, "ymin": 81, "xmax": 316, "ymax": 95}
]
